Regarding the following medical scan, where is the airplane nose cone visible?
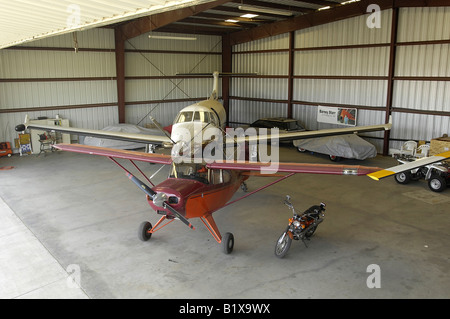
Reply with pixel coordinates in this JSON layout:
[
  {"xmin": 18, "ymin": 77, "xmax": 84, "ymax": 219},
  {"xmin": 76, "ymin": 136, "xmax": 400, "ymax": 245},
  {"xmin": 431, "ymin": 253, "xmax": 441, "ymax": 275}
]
[{"xmin": 152, "ymin": 192, "xmax": 168, "ymax": 208}]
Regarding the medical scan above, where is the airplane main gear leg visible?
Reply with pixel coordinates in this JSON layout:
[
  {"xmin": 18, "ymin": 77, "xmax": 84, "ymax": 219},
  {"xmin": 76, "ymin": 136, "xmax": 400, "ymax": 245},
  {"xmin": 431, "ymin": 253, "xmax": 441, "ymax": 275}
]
[{"xmin": 200, "ymin": 214, "xmax": 234, "ymax": 254}]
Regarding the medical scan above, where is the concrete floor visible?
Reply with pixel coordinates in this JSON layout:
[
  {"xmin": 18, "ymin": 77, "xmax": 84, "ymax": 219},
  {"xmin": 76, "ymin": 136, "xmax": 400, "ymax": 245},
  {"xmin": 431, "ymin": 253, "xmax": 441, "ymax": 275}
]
[{"xmin": 1, "ymin": 146, "xmax": 449, "ymax": 299}]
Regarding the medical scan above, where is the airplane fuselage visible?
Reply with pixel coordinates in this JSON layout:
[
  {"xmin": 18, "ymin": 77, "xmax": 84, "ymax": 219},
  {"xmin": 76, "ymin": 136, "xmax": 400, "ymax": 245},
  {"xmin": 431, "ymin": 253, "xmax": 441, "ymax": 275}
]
[
  {"xmin": 147, "ymin": 163, "xmax": 247, "ymax": 219},
  {"xmin": 170, "ymin": 99, "xmax": 226, "ymax": 145}
]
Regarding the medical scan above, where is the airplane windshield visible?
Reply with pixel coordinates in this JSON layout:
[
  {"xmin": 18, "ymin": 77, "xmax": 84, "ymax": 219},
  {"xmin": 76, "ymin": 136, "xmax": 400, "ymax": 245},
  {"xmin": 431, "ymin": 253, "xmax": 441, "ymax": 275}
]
[
  {"xmin": 175, "ymin": 111, "xmax": 215, "ymax": 124},
  {"xmin": 175, "ymin": 111, "xmax": 194, "ymax": 123},
  {"xmin": 169, "ymin": 163, "xmax": 209, "ymax": 184}
]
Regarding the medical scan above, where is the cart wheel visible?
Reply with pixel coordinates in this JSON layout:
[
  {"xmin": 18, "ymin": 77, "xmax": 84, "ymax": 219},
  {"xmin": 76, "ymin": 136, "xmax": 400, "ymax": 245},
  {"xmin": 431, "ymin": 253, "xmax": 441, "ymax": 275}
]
[
  {"xmin": 395, "ymin": 172, "xmax": 412, "ymax": 184},
  {"xmin": 297, "ymin": 147, "xmax": 306, "ymax": 153},
  {"xmin": 329, "ymin": 155, "xmax": 340, "ymax": 162},
  {"xmin": 222, "ymin": 232, "xmax": 234, "ymax": 254},
  {"xmin": 138, "ymin": 221, "xmax": 152, "ymax": 241},
  {"xmin": 428, "ymin": 175, "xmax": 446, "ymax": 192}
]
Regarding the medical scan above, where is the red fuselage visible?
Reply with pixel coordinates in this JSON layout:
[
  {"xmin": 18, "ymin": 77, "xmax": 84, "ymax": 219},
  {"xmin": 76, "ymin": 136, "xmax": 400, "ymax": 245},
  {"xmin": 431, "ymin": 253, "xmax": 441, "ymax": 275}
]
[{"xmin": 147, "ymin": 168, "xmax": 248, "ymax": 219}]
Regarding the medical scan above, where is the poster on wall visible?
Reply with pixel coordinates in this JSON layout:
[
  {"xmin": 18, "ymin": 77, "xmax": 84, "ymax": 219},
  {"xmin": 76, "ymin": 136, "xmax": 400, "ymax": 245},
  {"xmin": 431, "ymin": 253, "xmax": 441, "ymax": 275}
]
[{"xmin": 317, "ymin": 106, "xmax": 357, "ymax": 126}]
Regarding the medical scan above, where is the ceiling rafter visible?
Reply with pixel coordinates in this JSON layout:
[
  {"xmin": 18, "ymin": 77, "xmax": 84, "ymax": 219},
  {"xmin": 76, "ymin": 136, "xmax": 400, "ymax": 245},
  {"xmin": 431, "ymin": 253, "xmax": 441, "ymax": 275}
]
[{"xmin": 117, "ymin": 0, "xmax": 233, "ymax": 40}]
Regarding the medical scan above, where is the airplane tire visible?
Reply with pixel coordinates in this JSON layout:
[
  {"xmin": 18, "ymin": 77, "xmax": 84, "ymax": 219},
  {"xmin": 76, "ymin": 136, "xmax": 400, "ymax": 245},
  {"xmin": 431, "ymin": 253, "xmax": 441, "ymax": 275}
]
[
  {"xmin": 222, "ymin": 232, "xmax": 234, "ymax": 254},
  {"xmin": 138, "ymin": 221, "xmax": 152, "ymax": 241}
]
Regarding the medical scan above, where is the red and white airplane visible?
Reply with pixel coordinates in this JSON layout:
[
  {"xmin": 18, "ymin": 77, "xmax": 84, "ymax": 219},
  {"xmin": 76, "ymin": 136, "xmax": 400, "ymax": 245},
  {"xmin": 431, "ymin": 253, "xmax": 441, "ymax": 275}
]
[{"xmin": 16, "ymin": 72, "xmax": 397, "ymax": 254}]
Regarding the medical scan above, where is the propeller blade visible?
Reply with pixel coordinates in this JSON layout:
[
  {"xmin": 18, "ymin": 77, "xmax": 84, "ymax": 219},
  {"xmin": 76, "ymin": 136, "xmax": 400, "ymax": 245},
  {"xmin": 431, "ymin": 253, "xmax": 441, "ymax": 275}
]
[
  {"xmin": 163, "ymin": 202, "xmax": 195, "ymax": 230},
  {"xmin": 126, "ymin": 172, "xmax": 157, "ymax": 199}
]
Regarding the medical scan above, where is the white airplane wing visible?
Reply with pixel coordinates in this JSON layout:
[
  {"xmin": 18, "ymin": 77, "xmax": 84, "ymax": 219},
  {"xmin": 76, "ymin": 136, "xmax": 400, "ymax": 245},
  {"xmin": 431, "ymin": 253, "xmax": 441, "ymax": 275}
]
[
  {"xmin": 15, "ymin": 116, "xmax": 173, "ymax": 146},
  {"xmin": 228, "ymin": 119, "xmax": 392, "ymax": 145},
  {"xmin": 368, "ymin": 150, "xmax": 450, "ymax": 181}
]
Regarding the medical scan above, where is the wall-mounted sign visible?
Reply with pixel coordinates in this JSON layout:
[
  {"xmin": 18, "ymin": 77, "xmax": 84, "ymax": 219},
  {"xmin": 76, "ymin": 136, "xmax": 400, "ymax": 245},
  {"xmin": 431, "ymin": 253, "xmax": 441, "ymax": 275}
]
[{"xmin": 317, "ymin": 106, "xmax": 357, "ymax": 126}]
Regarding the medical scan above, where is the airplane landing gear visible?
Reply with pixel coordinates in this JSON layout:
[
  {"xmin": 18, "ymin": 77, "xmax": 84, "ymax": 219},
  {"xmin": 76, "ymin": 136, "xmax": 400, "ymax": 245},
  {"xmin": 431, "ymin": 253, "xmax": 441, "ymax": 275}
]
[
  {"xmin": 138, "ymin": 221, "xmax": 152, "ymax": 241},
  {"xmin": 222, "ymin": 232, "xmax": 234, "ymax": 254}
]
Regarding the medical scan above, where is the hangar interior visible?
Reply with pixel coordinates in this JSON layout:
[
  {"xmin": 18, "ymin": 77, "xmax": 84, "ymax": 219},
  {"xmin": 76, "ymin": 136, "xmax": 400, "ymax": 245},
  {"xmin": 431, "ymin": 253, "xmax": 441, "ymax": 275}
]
[{"xmin": 0, "ymin": 0, "xmax": 449, "ymax": 299}]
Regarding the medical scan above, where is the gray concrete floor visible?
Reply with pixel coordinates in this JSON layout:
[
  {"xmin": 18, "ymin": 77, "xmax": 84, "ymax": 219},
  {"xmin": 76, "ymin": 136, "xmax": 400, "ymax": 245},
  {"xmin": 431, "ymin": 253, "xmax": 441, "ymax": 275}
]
[{"xmin": 1, "ymin": 146, "xmax": 449, "ymax": 299}]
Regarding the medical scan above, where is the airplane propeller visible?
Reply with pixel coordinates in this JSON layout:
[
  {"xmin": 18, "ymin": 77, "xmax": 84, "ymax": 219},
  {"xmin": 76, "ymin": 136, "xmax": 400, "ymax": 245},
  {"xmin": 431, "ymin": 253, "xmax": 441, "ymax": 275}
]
[{"xmin": 126, "ymin": 170, "xmax": 195, "ymax": 230}]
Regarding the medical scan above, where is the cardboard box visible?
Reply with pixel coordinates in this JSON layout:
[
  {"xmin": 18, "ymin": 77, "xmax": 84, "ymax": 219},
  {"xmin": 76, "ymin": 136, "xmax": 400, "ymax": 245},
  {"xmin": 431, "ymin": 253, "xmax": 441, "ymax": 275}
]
[{"xmin": 430, "ymin": 136, "xmax": 450, "ymax": 156}]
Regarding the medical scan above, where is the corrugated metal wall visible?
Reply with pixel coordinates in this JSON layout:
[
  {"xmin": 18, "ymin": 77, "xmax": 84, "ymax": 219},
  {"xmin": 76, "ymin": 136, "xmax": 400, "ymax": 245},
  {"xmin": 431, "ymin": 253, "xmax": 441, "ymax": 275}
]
[
  {"xmin": 230, "ymin": 7, "xmax": 450, "ymax": 153},
  {"xmin": 124, "ymin": 32, "xmax": 222, "ymax": 127},
  {"xmin": 0, "ymin": 28, "xmax": 118, "ymax": 144},
  {"xmin": 2, "ymin": 6, "xmax": 449, "ymax": 153},
  {"xmin": 0, "ymin": 29, "xmax": 221, "ymax": 145},
  {"xmin": 231, "ymin": 33, "xmax": 289, "ymax": 126},
  {"xmin": 391, "ymin": 7, "xmax": 450, "ymax": 149}
]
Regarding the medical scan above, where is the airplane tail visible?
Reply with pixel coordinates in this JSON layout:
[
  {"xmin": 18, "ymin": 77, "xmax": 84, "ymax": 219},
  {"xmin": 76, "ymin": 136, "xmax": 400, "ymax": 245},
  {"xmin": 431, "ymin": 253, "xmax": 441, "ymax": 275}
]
[{"xmin": 176, "ymin": 71, "xmax": 258, "ymax": 101}]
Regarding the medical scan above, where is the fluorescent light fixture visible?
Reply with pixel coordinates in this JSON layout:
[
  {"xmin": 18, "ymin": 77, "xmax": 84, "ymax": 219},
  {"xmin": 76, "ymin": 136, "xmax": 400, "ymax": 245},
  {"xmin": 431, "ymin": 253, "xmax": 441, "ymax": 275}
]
[
  {"xmin": 318, "ymin": 6, "xmax": 331, "ymax": 11},
  {"xmin": 341, "ymin": 0, "xmax": 360, "ymax": 4},
  {"xmin": 238, "ymin": 5, "xmax": 293, "ymax": 16},
  {"xmin": 225, "ymin": 19, "xmax": 239, "ymax": 23},
  {"xmin": 148, "ymin": 35, "xmax": 197, "ymax": 41},
  {"xmin": 241, "ymin": 13, "xmax": 259, "ymax": 18}
]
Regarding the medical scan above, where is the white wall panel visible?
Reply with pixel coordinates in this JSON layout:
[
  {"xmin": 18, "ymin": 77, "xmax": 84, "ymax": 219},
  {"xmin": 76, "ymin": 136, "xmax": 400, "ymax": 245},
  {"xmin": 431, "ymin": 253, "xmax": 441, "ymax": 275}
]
[
  {"xmin": 125, "ymin": 53, "xmax": 220, "ymax": 76},
  {"xmin": 18, "ymin": 28, "xmax": 115, "ymax": 49},
  {"xmin": 393, "ymin": 81, "xmax": 450, "ymax": 112},
  {"xmin": 294, "ymin": 10, "xmax": 392, "ymax": 48},
  {"xmin": 233, "ymin": 33, "xmax": 289, "ymax": 52},
  {"xmin": 395, "ymin": 44, "xmax": 450, "ymax": 77},
  {"xmin": 0, "ymin": 81, "xmax": 117, "ymax": 109},
  {"xmin": 295, "ymin": 47, "xmax": 389, "ymax": 77},
  {"xmin": 233, "ymin": 52, "xmax": 289, "ymax": 75},
  {"xmin": 292, "ymin": 79, "xmax": 387, "ymax": 107},
  {"xmin": 230, "ymin": 100, "xmax": 287, "ymax": 125},
  {"xmin": 398, "ymin": 7, "xmax": 450, "ymax": 42},
  {"xmin": 126, "ymin": 78, "xmax": 217, "ymax": 102},
  {"xmin": 0, "ymin": 50, "xmax": 116, "ymax": 78},
  {"xmin": 231, "ymin": 78, "xmax": 288, "ymax": 100},
  {"xmin": 391, "ymin": 112, "xmax": 450, "ymax": 146}
]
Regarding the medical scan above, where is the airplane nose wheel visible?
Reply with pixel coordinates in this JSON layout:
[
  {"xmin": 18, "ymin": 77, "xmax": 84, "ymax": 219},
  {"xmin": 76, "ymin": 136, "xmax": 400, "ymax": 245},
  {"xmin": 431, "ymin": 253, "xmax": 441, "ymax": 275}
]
[
  {"xmin": 222, "ymin": 232, "xmax": 234, "ymax": 254},
  {"xmin": 138, "ymin": 221, "xmax": 153, "ymax": 241}
]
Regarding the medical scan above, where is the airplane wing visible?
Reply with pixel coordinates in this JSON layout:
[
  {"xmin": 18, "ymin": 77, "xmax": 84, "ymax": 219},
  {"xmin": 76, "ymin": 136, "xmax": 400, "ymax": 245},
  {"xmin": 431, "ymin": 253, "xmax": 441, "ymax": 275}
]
[
  {"xmin": 207, "ymin": 161, "xmax": 382, "ymax": 176},
  {"xmin": 15, "ymin": 116, "xmax": 173, "ymax": 147},
  {"xmin": 227, "ymin": 118, "xmax": 392, "ymax": 145},
  {"xmin": 368, "ymin": 150, "xmax": 450, "ymax": 181},
  {"xmin": 53, "ymin": 144, "xmax": 173, "ymax": 164}
]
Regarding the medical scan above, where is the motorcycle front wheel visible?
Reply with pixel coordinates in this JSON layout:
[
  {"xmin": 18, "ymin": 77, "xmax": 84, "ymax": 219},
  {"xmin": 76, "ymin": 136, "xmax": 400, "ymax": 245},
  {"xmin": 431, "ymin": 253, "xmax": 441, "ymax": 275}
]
[{"xmin": 275, "ymin": 232, "xmax": 292, "ymax": 258}]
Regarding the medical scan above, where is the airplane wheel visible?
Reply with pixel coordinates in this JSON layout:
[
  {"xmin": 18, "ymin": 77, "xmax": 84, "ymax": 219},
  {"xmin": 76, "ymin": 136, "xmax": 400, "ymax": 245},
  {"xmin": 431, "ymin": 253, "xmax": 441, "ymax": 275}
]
[
  {"xmin": 138, "ymin": 221, "xmax": 152, "ymax": 241},
  {"xmin": 222, "ymin": 232, "xmax": 234, "ymax": 254}
]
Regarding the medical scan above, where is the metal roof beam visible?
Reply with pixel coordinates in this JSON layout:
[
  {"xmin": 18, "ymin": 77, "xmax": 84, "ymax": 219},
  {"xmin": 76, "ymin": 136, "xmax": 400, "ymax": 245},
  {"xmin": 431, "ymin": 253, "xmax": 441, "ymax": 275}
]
[
  {"xmin": 118, "ymin": 0, "xmax": 233, "ymax": 40},
  {"xmin": 229, "ymin": 0, "xmax": 450, "ymax": 46}
]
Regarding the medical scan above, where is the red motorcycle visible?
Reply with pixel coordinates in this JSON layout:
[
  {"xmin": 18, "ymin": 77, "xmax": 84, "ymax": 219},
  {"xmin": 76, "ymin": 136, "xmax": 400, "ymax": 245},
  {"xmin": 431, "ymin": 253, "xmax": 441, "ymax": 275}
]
[{"xmin": 275, "ymin": 195, "xmax": 326, "ymax": 258}]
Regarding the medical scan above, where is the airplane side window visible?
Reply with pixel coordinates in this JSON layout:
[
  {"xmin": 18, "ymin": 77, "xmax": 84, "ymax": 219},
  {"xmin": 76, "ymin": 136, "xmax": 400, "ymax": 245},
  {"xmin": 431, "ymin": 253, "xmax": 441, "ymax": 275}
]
[
  {"xmin": 209, "ymin": 112, "xmax": 217, "ymax": 126},
  {"xmin": 222, "ymin": 170, "xmax": 231, "ymax": 183},
  {"xmin": 203, "ymin": 112, "xmax": 210, "ymax": 123},
  {"xmin": 211, "ymin": 169, "xmax": 221, "ymax": 184}
]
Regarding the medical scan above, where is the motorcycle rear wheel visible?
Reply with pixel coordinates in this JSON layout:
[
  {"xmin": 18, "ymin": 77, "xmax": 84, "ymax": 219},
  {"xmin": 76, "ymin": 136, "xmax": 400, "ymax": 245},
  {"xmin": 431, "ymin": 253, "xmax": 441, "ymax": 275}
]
[{"xmin": 275, "ymin": 232, "xmax": 292, "ymax": 258}]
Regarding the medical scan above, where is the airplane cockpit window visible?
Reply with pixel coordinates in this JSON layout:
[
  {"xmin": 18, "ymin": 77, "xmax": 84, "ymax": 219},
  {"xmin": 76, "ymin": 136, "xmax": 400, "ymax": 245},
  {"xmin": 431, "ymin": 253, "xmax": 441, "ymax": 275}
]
[
  {"xmin": 175, "ymin": 111, "xmax": 194, "ymax": 124},
  {"xmin": 193, "ymin": 111, "xmax": 210, "ymax": 123},
  {"xmin": 175, "ymin": 111, "xmax": 214, "ymax": 124},
  {"xmin": 170, "ymin": 163, "xmax": 209, "ymax": 184}
]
